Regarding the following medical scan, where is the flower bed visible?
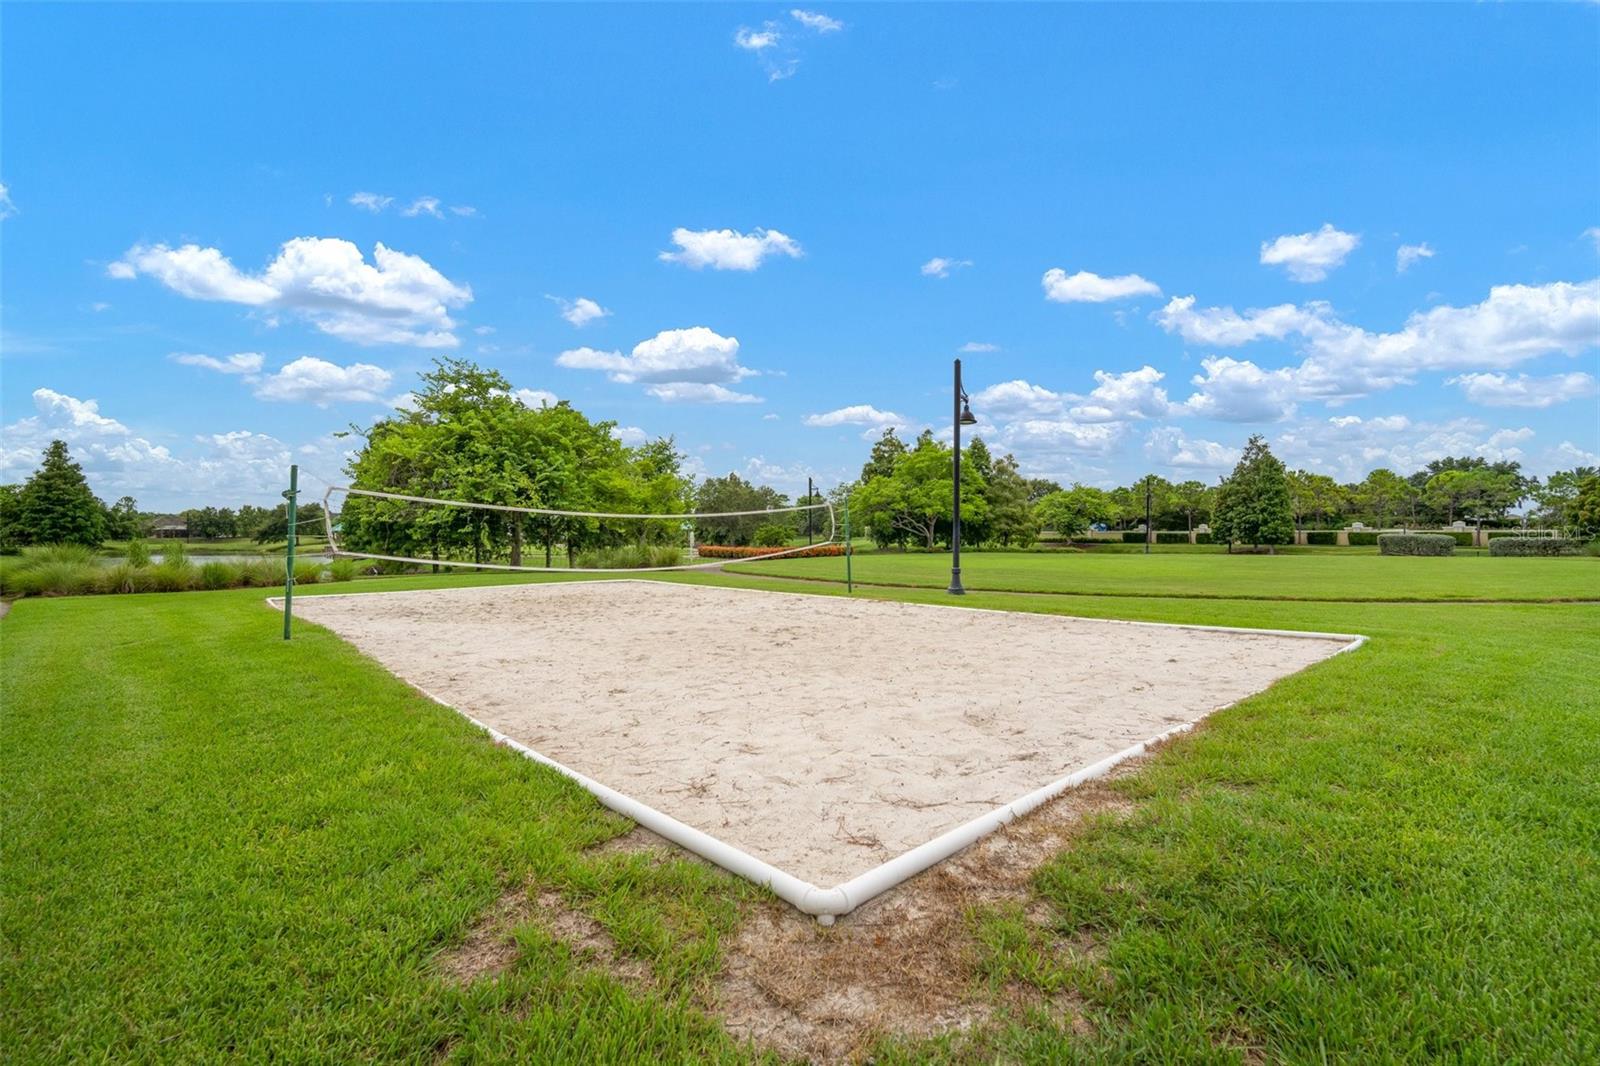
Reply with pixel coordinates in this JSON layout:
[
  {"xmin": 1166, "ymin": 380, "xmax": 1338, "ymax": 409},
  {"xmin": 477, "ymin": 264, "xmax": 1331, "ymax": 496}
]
[{"xmin": 697, "ymin": 543, "xmax": 846, "ymax": 560}]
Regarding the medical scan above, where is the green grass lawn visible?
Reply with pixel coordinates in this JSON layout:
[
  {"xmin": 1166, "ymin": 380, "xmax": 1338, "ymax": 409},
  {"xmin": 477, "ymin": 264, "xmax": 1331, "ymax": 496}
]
[
  {"xmin": 727, "ymin": 548, "xmax": 1600, "ymax": 602},
  {"xmin": 4, "ymin": 567, "xmax": 1597, "ymax": 1061}
]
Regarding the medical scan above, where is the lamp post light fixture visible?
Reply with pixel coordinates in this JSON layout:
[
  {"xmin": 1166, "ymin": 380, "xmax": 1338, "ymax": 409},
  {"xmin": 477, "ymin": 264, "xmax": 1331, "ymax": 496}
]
[{"xmin": 948, "ymin": 358, "xmax": 979, "ymax": 595}]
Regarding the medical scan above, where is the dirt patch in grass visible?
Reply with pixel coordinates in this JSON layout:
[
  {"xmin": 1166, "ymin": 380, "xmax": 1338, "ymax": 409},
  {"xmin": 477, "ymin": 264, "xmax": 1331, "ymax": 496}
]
[
  {"xmin": 436, "ymin": 882, "xmax": 652, "ymax": 989},
  {"xmin": 440, "ymin": 775, "xmax": 1138, "ymax": 1061},
  {"xmin": 710, "ymin": 779, "xmax": 1137, "ymax": 1064},
  {"xmin": 436, "ymin": 886, "xmax": 538, "ymax": 985}
]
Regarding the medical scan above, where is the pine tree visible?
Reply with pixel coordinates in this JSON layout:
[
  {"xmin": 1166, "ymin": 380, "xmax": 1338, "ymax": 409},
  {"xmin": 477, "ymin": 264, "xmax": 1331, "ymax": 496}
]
[
  {"xmin": 1211, "ymin": 435, "xmax": 1294, "ymax": 552},
  {"xmin": 15, "ymin": 440, "xmax": 107, "ymax": 547}
]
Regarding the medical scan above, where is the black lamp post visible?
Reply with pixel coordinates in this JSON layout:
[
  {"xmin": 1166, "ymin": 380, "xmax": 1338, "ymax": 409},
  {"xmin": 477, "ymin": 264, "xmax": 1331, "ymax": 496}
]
[
  {"xmin": 806, "ymin": 475, "xmax": 814, "ymax": 546},
  {"xmin": 948, "ymin": 358, "xmax": 979, "ymax": 595}
]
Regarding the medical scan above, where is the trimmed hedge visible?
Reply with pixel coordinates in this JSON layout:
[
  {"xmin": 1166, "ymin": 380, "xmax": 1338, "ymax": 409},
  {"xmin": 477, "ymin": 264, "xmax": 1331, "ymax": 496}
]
[
  {"xmin": 1346, "ymin": 531, "xmax": 1379, "ymax": 546},
  {"xmin": 1488, "ymin": 537, "xmax": 1587, "ymax": 557},
  {"xmin": 1441, "ymin": 530, "xmax": 1474, "ymax": 547},
  {"xmin": 1305, "ymin": 530, "xmax": 1337, "ymax": 546},
  {"xmin": 1486, "ymin": 530, "xmax": 1527, "ymax": 541},
  {"xmin": 697, "ymin": 543, "xmax": 845, "ymax": 559},
  {"xmin": 1155, "ymin": 531, "xmax": 1190, "ymax": 544},
  {"xmin": 1122, "ymin": 530, "xmax": 1148, "ymax": 544},
  {"xmin": 1194, "ymin": 532, "xmax": 1214, "ymax": 545},
  {"xmin": 1378, "ymin": 533, "xmax": 1456, "ymax": 557}
]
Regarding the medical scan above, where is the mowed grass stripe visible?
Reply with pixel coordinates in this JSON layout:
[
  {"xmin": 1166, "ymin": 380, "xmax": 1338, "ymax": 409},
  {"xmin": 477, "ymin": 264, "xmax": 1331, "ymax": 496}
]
[{"xmin": 726, "ymin": 550, "xmax": 1600, "ymax": 602}]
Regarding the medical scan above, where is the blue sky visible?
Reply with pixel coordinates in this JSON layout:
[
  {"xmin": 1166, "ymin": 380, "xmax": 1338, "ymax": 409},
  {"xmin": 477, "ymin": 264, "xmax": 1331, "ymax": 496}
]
[{"xmin": 2, "ymin": 3, "xmax": 1597, "ymax": 511}]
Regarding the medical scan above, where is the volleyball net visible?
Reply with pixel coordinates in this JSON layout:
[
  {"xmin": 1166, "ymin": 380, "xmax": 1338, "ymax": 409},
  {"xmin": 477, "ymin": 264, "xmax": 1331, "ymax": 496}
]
[{"xmin": 317, "ymin": 484, "xmax": 836, "ymax": 573}]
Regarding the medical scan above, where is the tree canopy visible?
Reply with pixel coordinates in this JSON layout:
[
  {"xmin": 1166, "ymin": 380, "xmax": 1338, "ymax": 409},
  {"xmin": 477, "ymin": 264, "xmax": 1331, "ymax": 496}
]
[{"xmin": 1212, "ymin": 435, "xmax": 1295, "ymax": 551}]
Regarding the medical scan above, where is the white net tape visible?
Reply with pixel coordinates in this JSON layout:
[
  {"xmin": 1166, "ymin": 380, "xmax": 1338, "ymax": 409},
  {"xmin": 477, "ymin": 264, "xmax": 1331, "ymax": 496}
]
[{"xmin": 318, "ymin": 484, "xmax": 835, "ymax": 573}]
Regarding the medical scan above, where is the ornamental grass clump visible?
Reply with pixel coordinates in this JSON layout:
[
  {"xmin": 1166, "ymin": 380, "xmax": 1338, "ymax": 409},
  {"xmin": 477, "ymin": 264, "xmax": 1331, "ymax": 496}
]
[
  {"xmin": 572, "ymin": 544, "xmax": 683, "ymax": 569},
  {"xmin": 199, "ymin": 561, "xmax": 239, "ymax": 590},
  {"xmin": 1378, "ymin": 533, "xmax": 1456, "ymax": 557},
  {"xmin": 292, "ymin": 561, "xmax": 326, "ymax": 586},
  {"xmin": 328, "ymin": 559, "xmax": 359, "ymax": 582}
]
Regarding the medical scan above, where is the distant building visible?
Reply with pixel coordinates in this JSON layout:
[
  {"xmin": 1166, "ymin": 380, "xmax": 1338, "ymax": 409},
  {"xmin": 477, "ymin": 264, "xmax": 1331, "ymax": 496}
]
[{"xmin": 150, "ymin": 516, "xmax": 187, "ymax": 539}]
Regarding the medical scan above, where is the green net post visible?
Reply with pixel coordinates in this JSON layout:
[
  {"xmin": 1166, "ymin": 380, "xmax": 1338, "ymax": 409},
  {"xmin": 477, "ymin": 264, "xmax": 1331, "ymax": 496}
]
[
  {"xmin": 843, "ymin": 501, "xmax": 852, "ymax": 594},
  {"xmin": 282, "ymin": 464, "xmax": 297, "ymax": 641}
]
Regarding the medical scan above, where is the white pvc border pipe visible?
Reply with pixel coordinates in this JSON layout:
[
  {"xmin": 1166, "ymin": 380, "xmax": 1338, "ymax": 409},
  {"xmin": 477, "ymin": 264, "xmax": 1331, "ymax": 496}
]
[{"xmin": 268, "ymin": 578, "xmax": 1367, "ymax": 923}]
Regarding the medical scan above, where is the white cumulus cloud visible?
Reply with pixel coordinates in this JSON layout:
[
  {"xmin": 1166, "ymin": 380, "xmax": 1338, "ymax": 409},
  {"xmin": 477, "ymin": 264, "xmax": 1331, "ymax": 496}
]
[
  {"xmin": 348, "ymin": 191, "xmax": 393, "ymax": 212},
  {"xmin": 1396, "ymin": 242, "xmax": 1435, "ymax": 273},
  {"xmin": 960, "ymin": 342, "xmax": 1000, "ymax": 353},
  {"xmin": 735, "ymin": 25, "xmax": 780, "ymax": 50},
  {"xmin": 1260, "ymin": 223, "xmax": 1360, "ymax": 282},
  {"xmin": 1069, "ymin": 366, "xmax": 1171, "ymax": 422},
  {"xmin": 546, "ymin": 295, "xmax": 611, "ymax": 328},
  {"xmin": 401, "ymin": 196, "xmax": 444, "ymax": 219},
  {"xmin": 251, "ymin": 356, "xmax": 394, "ymax": 406},
  {"xmin": 1157, "ymin": 280, "xmax": 1600, "ymax": 410},
  {"xmin": 790, "ymin": 9, "xmax": 842, "ymax": 32},
  {"xmin": 645, "ymin": 382, "xmax": 762, "ymax": 404},
  {"xmin": 802, "ymin": 404, "xmax": 907, "ymax": 438},
  {"xmin": 515, "ymin": 388, "xmax": 559, "ymax": 408},
  {"xmin": 659, "ymin": 227, "xmax": 802, "ymax": 271},
  {"xmin": 921, "ymin": 257, "xmax": 972, "ymax": 279},
  {"xmin": 1448, "ymin": 371, "xmax": 1598, "ymax": 409},
  {"xmin": 0, "ymin": 181, "xmax": 17, "ymax": 220},
  {"xmin": 109, "ymin": 237, "xmax": 473, "ymax": 348},
  {"xmin": 1144, "ymin": 426, "xmax": 1239, "ymax": 471},
  {"xmin": 169, "ymin": 351, "xmax": 265, "ymax": 375},
  {"xmin": 1042, "ymin": 268, "xmax": 1160, "ymax": 303}
]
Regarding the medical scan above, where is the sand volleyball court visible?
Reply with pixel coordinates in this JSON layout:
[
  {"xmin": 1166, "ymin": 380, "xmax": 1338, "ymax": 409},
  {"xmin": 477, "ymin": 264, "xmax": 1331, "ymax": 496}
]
[{"xmin": 288, "ymin": 580, "xmax": 1360, "ymax": 916}]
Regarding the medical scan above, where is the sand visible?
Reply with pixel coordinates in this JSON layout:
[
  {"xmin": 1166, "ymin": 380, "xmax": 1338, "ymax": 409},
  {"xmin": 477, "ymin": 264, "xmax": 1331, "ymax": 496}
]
[{"xmin": 292, "ymin": 580, "xmax": 1351, "ymax": 888}]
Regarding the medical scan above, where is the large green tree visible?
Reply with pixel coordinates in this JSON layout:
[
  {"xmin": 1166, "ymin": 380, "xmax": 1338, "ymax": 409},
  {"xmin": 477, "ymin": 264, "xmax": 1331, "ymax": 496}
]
[
  {"xmin": 980, "ymin": 453, "xmax": 1038, "ymax": 547},
  {"xmin": 1569, "ymin": 476, "xmax": 1600, "ymax": 539},
  {"xmin": 1171, "ymin": 480, "xmax": 1213, "ymax": 534},
  {"xmin": 694, "ymin": 473, "xmax": 786, "ymax": 546},
  {"xmin": 338, "ymin": 358, "xmax": 679, "ymax": 568},
  {"xmin": 14, "ymin": 441, "xmax": 106, "ymax": 547},
  {"xmin": 1211, "ymin": 435, "xmax": 1295, "ymax": 552},
  {"xmin": 851, "ymin": 435, "xmax": 986, "ymax": 550},
  {"xmin": 1034, "ymin": 485, "xmax": 1113, "ymax": 538}
]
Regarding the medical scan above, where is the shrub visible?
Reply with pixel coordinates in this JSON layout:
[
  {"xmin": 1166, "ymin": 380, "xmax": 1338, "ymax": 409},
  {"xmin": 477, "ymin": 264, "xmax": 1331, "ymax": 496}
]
[
  {"xmin": 696, "ymin": 543, "xmax": 845, "ymax": 559},
  {"xmin": 125, "ymin": 539, "xmax": 152, "ymax": 568},
  {"xmin": 1193, "ymin": 532, "xmax": 1214, "ymax": 545},
  {"xmin": 1488, "ymin": 537, "xmax": 1587, "ymax": 557},
  {"xmin": 199, "ymin": 561, "xmax": 238, "ymax": 590},
  {"xmin": 328, "ymin": 559, "xmax": 359, "ymax": 582},
  {"xmin": 752, "ymin": 524, "xmax": 791, "ymax": 548},
  {"xmin": 573, "ymin": 544, "xmax": 684, "ymax": 569},
  {"xmin": 1347, "ymin": 531, "xmax": 1379, "ymax": 546},
  {"xmin": 1154, "ymin": 531, "xmax": 1190, "ymax": 544},
  {"xmin": 1379, "ymin": 533, "xmax": 1456, "ymax": 557},
  {"xmin": 1486, "ymin": 530, "xmax": 1526, "ymax": 541},
  {"xmin": 1441, "ymin": 530, "xmax": 1474, "ymax": 547},
  {"xmin": 1121, "ymin": 530, "xmax": 1147, "ymax": 544},
  {"xmin": 1305, "ymin": 530, "xmax": 1337, "ymax": 546}
]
